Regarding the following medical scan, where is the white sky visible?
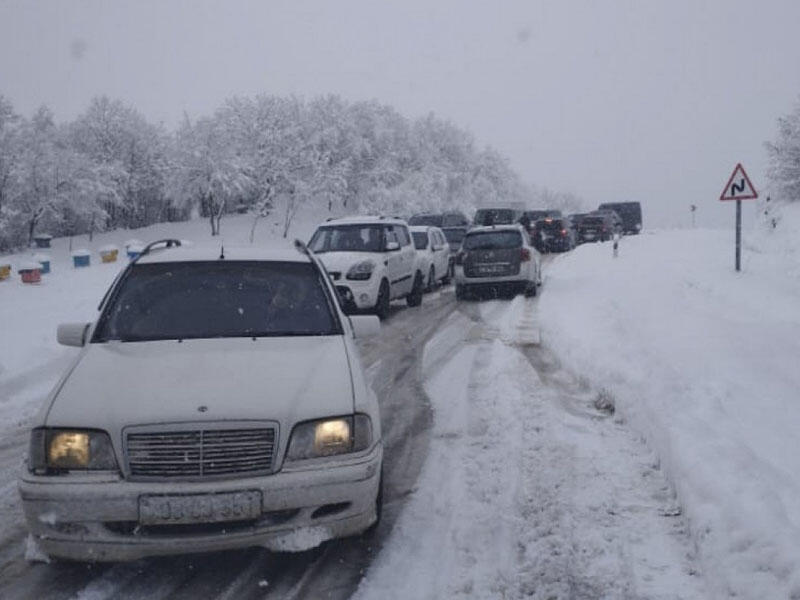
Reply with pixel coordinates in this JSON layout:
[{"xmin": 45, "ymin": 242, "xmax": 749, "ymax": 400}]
[{"xmin": 2, "ymin": 0, "xmax": 800, "ymax": 227}]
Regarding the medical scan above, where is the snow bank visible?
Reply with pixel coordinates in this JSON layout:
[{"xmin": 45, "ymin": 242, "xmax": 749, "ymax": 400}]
[{"xmin": 538, "ymin": 222, "xmax": 800, "ymax": 598}]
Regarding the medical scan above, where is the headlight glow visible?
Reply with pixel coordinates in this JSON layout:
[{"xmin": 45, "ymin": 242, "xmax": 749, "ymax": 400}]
[
  {"xmin": 28, "ymin": 428, "xmax": 119, "ymax": 474},
  {"xmin": 286, "ymin": 415, "xmax": 373, "ymax": 461},
  {"xmin": 48, "ymin": 432, "xmax": 90, "ymax": 468}
]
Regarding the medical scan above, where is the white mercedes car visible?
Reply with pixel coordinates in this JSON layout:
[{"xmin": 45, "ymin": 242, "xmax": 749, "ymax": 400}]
[{"xmin": 18, "ymin": 239, "xmax": 383, "ymax": 562}]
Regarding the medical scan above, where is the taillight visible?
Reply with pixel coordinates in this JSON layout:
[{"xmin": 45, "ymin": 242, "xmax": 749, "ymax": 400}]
[
  {"xmin": 560, "ymin": 229, "xmax": 567, "ymax": 236},
  {"xmin": 520, "ymin": 248, "xmax": 531, "ymax": 262},
  {"xmin": 455, "ymin": 251, "xmax": 465, "ymax": 265}
]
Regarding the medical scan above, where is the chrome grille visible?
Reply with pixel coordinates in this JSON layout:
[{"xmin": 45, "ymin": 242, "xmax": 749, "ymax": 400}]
[{"xmin": 126, "ymin": 426, "xmax": 276, "ymax": 480}]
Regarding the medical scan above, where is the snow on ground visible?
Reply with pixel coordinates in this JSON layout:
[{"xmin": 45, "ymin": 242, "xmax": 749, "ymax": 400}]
[
  {"xmin": 354, "ymin": 306, "xmax": 706, "ymax": 599},
  {"xmin": 538, "ymin": 205, "xmax": 800, "ymax": 599}
]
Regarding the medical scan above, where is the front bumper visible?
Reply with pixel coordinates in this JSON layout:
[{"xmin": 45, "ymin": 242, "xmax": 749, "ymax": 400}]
[
  {"xmin": 335, "ymin": 277, "xmax": 380, "ymax": 311},
  {"xmin": 19, "ymin": 443, "xmax": 382, "ymax": 561}
]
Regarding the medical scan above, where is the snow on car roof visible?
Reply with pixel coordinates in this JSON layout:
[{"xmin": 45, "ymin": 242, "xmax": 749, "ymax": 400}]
[
  {"xmin": 320, "ymin": 215, "xmax": 407, "ymax": 226},
  {"xmin": 466, "ymin": 224, "xmax": 524, "ymax": 234},
  {"xmin": 135, "ymin": 245, "xmax": 310, "ymax": 264}
]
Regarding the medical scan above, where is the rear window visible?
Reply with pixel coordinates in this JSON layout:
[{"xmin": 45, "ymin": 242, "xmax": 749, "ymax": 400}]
[
  {"xmin": 408, "ymin": 214, "xmax": 442, "ymax": 227},
  {"xmin": 473, "ymin": 209, "xmax": 516, "ymax": 225},
  {"xmin": 443, "ymin": 228, "xmax": 465, "ymax": 244},
  {"xmin": 412, "ymin": 232, "xmax": 429, "ymax": 250},
  {"xmin": 581, "ymin": 217, "xmax": 603, "ymax": 226},
  {"xmin": 539, "ymin": 220, "xmax": 567, "ymax": 231},
  {"xmin": 441, "ymin": 213, "xmax": 466, "ymax": 227},
  {"xmin": 93, "ymin": 261, "xmax": 339, "ymax": 342},
  {"xmin": 463, "ymin": 231, "xmax": 522, "ymax": 250}
]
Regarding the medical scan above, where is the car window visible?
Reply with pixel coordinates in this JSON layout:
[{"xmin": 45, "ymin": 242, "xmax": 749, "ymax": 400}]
[
  {"xmin": 473, "ymin": 208, "xmax": 516, "ymax": 225},
  {"xmin": 396, "ymin": 226, "xmax": 411, "ymax": 246},
  {"xmin": 408, "ymin": 214, "xmax": 442, "ymax": 227},
  {"xmin": 443, "ymin": 228, "xmax": 465, "ymax": 244},
  {"xmin": 412, "ymin": 232, "xmax": 428, "ymax": 250},
  {"xmin": 463, "ymin": 231, "xmax": 522, "ymax": 250},
  {"xmin": 93, "ymin": 261, "xmax": 340, "ymax": 342},
  {"xmin": 309, "ymin": 225, "xmax": 384, "ymax": 253}
]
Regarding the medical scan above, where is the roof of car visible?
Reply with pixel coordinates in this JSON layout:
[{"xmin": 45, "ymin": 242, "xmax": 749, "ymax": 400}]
[
  {"xmin": 135, "ymin": 244, "xmax": 310, "ymax": 265},
  {"xmin": 409, "ymin": 224, "xmax": 442, "ymax": 233},
  {"xmin": 320, "ymin": 215, "xmax": 407, "ymax": 226}
]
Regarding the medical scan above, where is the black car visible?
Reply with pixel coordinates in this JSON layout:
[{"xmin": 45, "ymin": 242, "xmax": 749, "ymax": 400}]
[
  {"xmin": 472, "ymin": 207, "xmax": 524, "ymax": 227},
  {"xmin": 597, "ymin": 202, "xmax": 642, "ymax": 234},
  {"xmin": 577, "ymin": 212, "xmax": 618, "ymax": 243},
  {"xmin": 408, "ymin": 211, "xmax": 470, "ymax": 228},
  {"xmin": 531, "ymin": 218, "xmax": 576, "ymax": 253}
]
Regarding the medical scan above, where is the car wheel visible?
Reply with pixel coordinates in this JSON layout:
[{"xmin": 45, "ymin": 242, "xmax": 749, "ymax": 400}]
[
  {"xmin": 426, "ymin": 266, "xmax": 435, "ymax": 292},
  {"xmin": 442, "ymin": 261, "xmax": 453, "ymax": 285},
  {"xmin": 374, "ymin": 279, "xmax": 391, "ymax": 320},
  {"xmin": 407, "ymin": 271, "xmax": 423, "ymax": 307}
]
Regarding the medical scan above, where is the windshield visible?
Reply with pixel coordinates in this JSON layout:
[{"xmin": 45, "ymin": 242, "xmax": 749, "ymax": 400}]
[
  {"xmin": 411, "ymin": 232, "xmax": 429, "ymax": 250},
  {"xmin": 441, "ymin": 214, "xmax": 466, "ymax": 227},
  {"xmin": 463, "ymin": 231, "xmax": 522, "ymax": 250},
  {"xmin": 308, "ymin": 225, "xmax": 384, "ymax": 253},
  {"xmin": 93, "ymin": 261, "xmax": 339, "ymax": 342}
]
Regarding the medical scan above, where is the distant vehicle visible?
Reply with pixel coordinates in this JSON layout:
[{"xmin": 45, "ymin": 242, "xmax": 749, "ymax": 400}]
[
  {"xmin": 597, "ymin": 202, "xmax": 642, "ymax": 234},
  {"xmin": 408, "ymin": 211, "xmax": 470, "ymax": 228},
  {"xmin": 410, "ymin": 225, "xmax": 452, "ymax": 291},
  {"xmin": 309, "ymin": 216, "xmax": 424, "ymax": 319},
  {"xmin": 472, "ymin": 207, "xmax": 524, "ymax": 227},
  {"xmin": 531, "ymin": 217, "xmax": 576, "ymax": 253},
  {"xmin": 594, "ymin": 209, "xmax": 623, "ymax": 233},
  {"xmin": 454, "ymin": 224, "xmax": 542, "ymax": 299},
  {"xmin": 523, "ymin": 209, "xmax": 562, "ymax": 223},
  {"xmin": 576, "ymin": 212, "xmax": 618, "ymax": 243},
  {"xmin": 441, "ymin": 226, "xmax": 467, "ymax": 252},
  {"xmin": 568, "ymin": 213, "xmax": 589, "ymax": 228},
  {"xmin": 19, "ymin": 240, "xmax": 384, "ymax": 562}
]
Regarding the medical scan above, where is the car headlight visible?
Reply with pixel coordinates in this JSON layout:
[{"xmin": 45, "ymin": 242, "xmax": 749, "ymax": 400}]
[
  {"xmin": 346, "ymin": 260, "xmax": 375, "ymax": 281},
  {"xmin": 285, "ymin": 415, "xmax": 373, "ymax": 461},
  {"xmin": 29, "ymin": 428, "xmax": 118, "ymax": 474}
]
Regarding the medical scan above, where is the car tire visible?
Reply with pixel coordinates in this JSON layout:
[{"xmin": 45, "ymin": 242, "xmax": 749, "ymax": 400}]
[
  {"xmin": 407, "ymin": 272, "xmax": 423, "ymax": 307},
  {"xmin": 374, "ymin": 279, "xmax": 391, "ymax": 320},
  {"xmin": 426, "ymin": 266, "xmax": 435, "ymax": 292}
]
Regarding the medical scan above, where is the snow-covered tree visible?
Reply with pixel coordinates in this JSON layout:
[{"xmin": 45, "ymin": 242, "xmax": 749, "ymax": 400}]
[{"xmin": 766, "ymin": 97, "xmax": 800, "ymax": 202}]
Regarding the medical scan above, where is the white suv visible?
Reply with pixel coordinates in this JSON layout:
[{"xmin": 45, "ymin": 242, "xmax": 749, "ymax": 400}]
[
  {"xmin": 309, "ymin": 216, "xmax": 424, "ymax": 319},
  {"xmin": 19, "ymin": 240, "xmax": 384, "ymax": 561},
  {"xmin": 410, "ymin": 225, "xmax": 452, "ymax": 291}
]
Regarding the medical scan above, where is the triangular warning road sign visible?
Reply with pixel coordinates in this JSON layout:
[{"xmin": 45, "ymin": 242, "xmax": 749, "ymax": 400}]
[{"xmin": 720, "ymin": 163, "xmax": 758, "ymax": 201}]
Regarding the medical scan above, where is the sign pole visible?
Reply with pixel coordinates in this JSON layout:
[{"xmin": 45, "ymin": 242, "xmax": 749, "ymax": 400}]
[
  {"xmin": 719, "ymin": 163, "xmax": 757, "ymax": 273},
  {"xmin": 735, "ymin": 199, "xmax": 741, "ymax": 272}
]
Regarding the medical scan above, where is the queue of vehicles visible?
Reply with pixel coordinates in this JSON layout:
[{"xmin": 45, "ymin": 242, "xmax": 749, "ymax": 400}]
[{"xmin": 18, "ymin": 201, "xmax": 641, "ymax": 563}]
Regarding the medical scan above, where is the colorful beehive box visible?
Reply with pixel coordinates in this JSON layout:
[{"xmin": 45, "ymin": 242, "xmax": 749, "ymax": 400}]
[
  {"xmin": 99, "ymin": 245, "xmax": 119, "ymax": 263},
  {"xmin": 33, "ymin": 253, "xmax": 50, "ymax": 274},
  {"xmin": 33, "ymin": 234, "xmax": 52, "ymax": 249},
  {"xmin": 72, "ymin": 249, "xmax": 91, "ymax": 268},
  {"xmin": 0, "ymin": 263, "xmax": 11, "ymax": 281},
  {"xmin": 124, "ymin": 239, "xmax": 144, "ymax": 260},
  {"xmin": 19, "ymin": 262, "xmax": 42, "ymax": 284}
]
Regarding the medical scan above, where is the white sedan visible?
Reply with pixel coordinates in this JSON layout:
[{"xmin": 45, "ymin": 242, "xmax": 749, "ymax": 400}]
[
  {"xmin": 19, "ymin": 240, "xmax": 383, "ymax": 561},
  {"xmin": 410, "ymin": 225, "xmax": 451, "ymax": 291}
]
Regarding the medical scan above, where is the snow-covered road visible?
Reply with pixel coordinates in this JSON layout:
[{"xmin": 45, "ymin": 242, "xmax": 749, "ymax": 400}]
[{"xmin": 354, "ymin": 296, "xmax": 706, "ymax": 599}]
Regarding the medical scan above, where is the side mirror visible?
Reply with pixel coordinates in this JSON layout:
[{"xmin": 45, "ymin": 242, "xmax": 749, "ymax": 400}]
[
  {"xmin": 349, "ymin": 315, "xmax": 380, "ymax": 339},
  {"xmin": 57, "ymin": 322, "xmax": 91, "ymax": 347},
  {"xmin": 385, "ymin": 241, "xmax": 400, "ymax": 252}
]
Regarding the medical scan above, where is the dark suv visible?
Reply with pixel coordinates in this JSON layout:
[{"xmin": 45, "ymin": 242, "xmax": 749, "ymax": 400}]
[
  {"xmin": 577, "ymin": 212, "xmax": 619, "ymax": 243},
  {"xmin": 531, "ymin": 218, "xmax": 576, "ymax": 253},
  {"xmin": 597, "ymin": 202, "xmax": 642, "ymax": 234}
]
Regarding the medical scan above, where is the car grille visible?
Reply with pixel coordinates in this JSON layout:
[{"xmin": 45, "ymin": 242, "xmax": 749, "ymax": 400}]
[{"xmin": 126, "ymin": 426, "xmax": 276, "ymax": 480}]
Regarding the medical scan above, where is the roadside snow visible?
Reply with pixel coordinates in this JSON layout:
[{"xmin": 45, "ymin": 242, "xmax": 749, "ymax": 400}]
[
  {"xmin": 538, "ymin": 207, "xmax": 800, "ymax": 598},
  {"xmin": 355, "ymin": 303, "xmax": 705, "ymax": 599}
]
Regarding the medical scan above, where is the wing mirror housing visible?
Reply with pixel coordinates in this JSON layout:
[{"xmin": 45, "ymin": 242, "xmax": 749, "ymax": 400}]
[
  {"xmin": 349, "ymin": 315, "xmax": 380, "ymax": 339},
  {"xmin": 57, "ymin": 322, "xmax": 92, "ymax": 347}
]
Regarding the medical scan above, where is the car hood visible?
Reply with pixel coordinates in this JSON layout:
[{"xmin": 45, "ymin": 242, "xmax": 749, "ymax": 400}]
[
  {"xmin": 45, "ymin": 336, "xmax": 354, "ymax": 432},
  {"xmin": 315, "ymin": 252, "xmax": 383, "ymax": 274}
]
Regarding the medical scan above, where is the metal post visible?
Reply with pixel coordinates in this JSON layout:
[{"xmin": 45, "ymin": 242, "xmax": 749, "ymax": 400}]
[{"xmin": 735, "ymin": 199, "xmax": 742, "ymax": 272}]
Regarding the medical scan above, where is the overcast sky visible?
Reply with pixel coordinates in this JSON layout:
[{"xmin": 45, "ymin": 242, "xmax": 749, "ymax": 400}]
[{"xmin": 2, "ymin": 0, "xmax": 800, "ymax": 227}]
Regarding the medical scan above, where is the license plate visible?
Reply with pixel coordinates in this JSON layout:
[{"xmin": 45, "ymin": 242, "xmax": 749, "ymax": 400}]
[
  {"xmin": 477, "ymin": 264, "xmax": 507, "ymax": 274},
  {"xmin": 139, "ymin": 491, "xmax": 262, "ymax": 525}
]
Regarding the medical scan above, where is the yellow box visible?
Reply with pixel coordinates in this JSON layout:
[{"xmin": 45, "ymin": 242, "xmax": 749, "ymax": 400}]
[
  {"xmin": 100, "ymin": 249, "xmax": 118, "ymax": 263},
  {"xmin": 0, "ymin": 264, "xmax": 10, "ymax": 280}
]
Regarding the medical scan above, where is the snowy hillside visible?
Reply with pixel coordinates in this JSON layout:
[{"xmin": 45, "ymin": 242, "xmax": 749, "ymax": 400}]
[{"xmin": 538, "ymin": 207, "xmax": 800, "ymax": 598}]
